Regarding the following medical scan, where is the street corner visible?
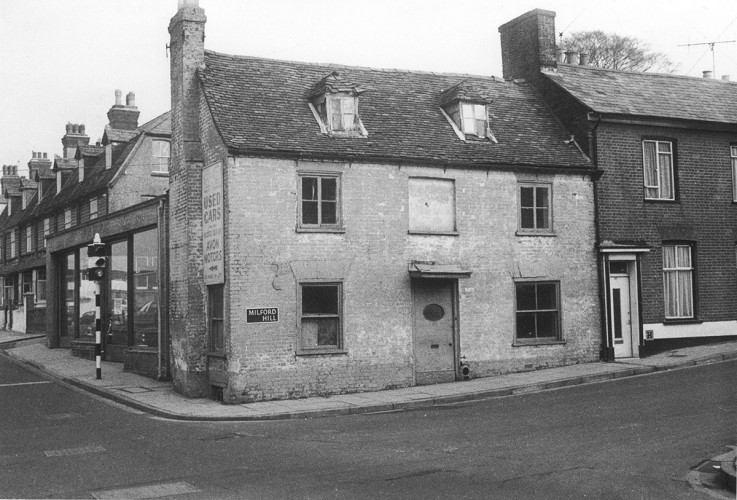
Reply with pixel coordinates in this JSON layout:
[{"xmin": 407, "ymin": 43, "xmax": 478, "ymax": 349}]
[{"xmin": 686, "ymin": 446, "xmax": 736, "ymax": 499}]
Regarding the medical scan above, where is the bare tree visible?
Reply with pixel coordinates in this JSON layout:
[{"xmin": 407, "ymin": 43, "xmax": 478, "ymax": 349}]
[{"xmin": 562, "ymin": 30, "xmax": 677, "ymax": 73}]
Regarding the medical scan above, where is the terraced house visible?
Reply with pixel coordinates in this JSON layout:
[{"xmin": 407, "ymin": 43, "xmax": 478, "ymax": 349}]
[
  {"xmin": 167, "ymin": 1, "xmax": 601, "ymax": 403},
  {"xmin": 499, "ymin": 9, "xmax": 737, "ymax": 359},
  {"xmin": 0, "ymin": 92, "xmax": 171, "ymax": 379}
]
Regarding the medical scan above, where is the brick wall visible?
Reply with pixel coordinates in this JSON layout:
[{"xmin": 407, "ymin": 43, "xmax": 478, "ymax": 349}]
[
  {"xmin": 216, "ymin": 156, "xmax": 600, "ymax": 402},
  {"xmin": 498, "ymin": 9, "xmax": 558, "ymax": 81},
  {"xmin": 596, "ymin": 123, "xmax": 737, "ymax": 325}
]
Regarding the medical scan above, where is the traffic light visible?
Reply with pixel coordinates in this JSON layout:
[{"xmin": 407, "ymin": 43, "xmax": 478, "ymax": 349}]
[{"xmin": 87, "ymin": 238, "xmax": 106, "ymax": 282}]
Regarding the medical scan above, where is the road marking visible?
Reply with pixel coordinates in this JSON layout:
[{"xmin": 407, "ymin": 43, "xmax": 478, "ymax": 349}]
[
  {"xmin": 92, "ymin": 481, "xmax": 201, "ymax": 499},
  {"xmin": 44, "ymin": 445, "xmax": 106, "ymax": 457},
  {"xmin": 0, "ymin": 381, "xmax": 52, "ymax": 387}
]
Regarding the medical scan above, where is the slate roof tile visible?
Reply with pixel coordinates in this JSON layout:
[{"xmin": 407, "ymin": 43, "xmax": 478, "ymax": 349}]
[
  {"xmin": 199, "ymin": 51, "xmax": 591, "ymax": 170},
  {"xmin": 545, "ymin": 63, "xmax": 737, "ymax": 123}
]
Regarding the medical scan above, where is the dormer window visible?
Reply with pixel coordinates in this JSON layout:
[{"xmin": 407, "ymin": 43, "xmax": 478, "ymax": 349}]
[
  {"xmin": 308, "ymin": 72, "xmax": 367, "ymax": 137},
  {"xmin": 439, "ymin": 81, "xmax": 495, "ymax": 142}
]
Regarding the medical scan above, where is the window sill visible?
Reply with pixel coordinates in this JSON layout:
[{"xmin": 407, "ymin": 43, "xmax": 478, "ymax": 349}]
[
  {"xmin": 151, "ymin": 171, "xmax": 170, "ymax": 178},
  {"xmin": 515, "ymin": 230, "xmax": 556, "ymax": 237},
  {"xmin": 663, "ymin": 318, "xmax": 702, "ymax": 325},
  {"xmin": 408, "ymin": 230, "xmax": 459, "ymax": 236},
  {"xmin": 644, "ymin": 198, "xmax": 678, "ymax": 203},
  {"xmin": 296, "ymin": 348, "xmax": 348, "ymax": 357},
  {"xmin": 297, "ymin": 226, "xmax": 346, "ymax": 234},
  {"xmin": 513, "ymin": 339, "xmax": 566, "ymax": 347},
  {"xmin": 206, "ymin": 351, "xmax": 227, "ymax": 358}
]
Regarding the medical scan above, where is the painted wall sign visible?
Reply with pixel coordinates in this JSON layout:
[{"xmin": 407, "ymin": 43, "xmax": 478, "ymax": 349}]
[
  {"xmin": 247, "ymin": 308, "xmax": 279, "ymax": 324},
  {"xmin": 202, "ymin": 161, "xmax": 224, "ymax": 285}
]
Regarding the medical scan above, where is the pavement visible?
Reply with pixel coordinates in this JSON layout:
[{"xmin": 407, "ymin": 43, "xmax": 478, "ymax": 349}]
[{"xmin": 2, "ymin": 330, "xmax": 736, "ymax": 423}]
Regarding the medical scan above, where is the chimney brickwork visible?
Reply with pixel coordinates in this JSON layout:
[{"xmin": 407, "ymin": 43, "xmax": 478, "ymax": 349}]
[
  {"xmin": 498, "ymin": 9, "xmax": 557, "ymax": 81},
  {"xmin": 168, "ymin": 0, "xmax": 209, "ymax": 397},
  {"xmin": 61, "ymin": 123, "xmax": 90, "ymax": 159},
  {"xmin": 107, "ymin": 89, "xmax": 140, "ymax": 131}
]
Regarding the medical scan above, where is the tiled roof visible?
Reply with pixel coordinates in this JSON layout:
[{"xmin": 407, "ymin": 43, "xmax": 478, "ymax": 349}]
[
  {"xmin": 19, "ymin": 177, "xmax": 38, "ymax": 190},
  {"xmin": 199, "ymin": 51, "xmax": 591, "ymax": 170},
  {"xmin": 52, "ymin": 157, "xmax": 77, "ymax": 171},
  {"xmin": 138, "ymin": 111, "xmax": 171, "ymax": 136},
  {"xmin": 32, "ymin": 159, "xmax": 55, "ymax": 180},
  {"xmin": 103, "ymin": 127, "xmax": 137, "ymax": 144},
  {"xmin": 544, "ymin": 64, "xmax": 737, "ymax": 123},
  {"xmin": 77, "ymin": 145, "xmax": 105, "ymax": 158}
]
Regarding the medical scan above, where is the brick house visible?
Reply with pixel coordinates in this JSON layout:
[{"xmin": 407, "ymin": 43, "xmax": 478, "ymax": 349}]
[
  {"xmin": 168, "ymin": 1, "xmax": 601, "ymax": 402},
  {"xmin": 0, "ymin": 91, "xmax": 171, "ymax": 379},
  {"xmin": 499, "ymin": 9, "xmax": 737, "ymax": 359}
]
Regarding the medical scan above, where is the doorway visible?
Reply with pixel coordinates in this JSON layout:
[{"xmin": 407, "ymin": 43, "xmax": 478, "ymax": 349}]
[{"xmin": 412, "ymin": 279, "xmax": 456, "ymax": 385}]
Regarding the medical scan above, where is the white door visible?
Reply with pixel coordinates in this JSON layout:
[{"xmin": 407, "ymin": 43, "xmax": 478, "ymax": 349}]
[
  {"xmin": 610, "ymin": 275, "xmax": 634, "ymax": 358},
  {"xmin": 413, "ymin": 280, "xmax": 456, "ymax": 385}
]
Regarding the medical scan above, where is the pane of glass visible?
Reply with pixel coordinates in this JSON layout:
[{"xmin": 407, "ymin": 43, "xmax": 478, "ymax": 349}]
[
  {"xmin": 302, "ymin": 177, "xmax": 318, "ymax": 201},
  {"xmin": 302, "ymin": 201, "xmax": 318, "ymax": 225},
  {"xmin": 643, "ymin": 141, "xmax": 658, "ymax": 190},
  {"xmin": 78, "ymin": 256, "xmax": 96, "ymax": 338},
  {"xmin": 609, "ymin": 261, "xmax": 628, "ymax": 274},
  {"xmin": 663, "ymin": 246, "xmax": 676, "ymax": 269},
  {"xmin": 536, "ymin": 208, "xmax": 549, "ymax": 229},
  {"xmin": 520, "ymin": 207, "xmax": 534, "ymax": 229},
  {"xmin": 331, "ymin": 97, "xmax": 343, "ymax": 131},
  {"xmin": 516, "ymin": 313, "xmax": 536, "ymax": 339},
  {"xmin": 341, "ymin": 97, "xmax": 355, "ymax": 114},
  {"xmin": 321, "ymin": 177, "xmax": 336, "ymax": 201},
  {"xmin": 536, "ymin": 312, "xmax": 558, "ymax": 338},
  {"xmin": 679, "ymin": 271, "xmax": 693, "ymax": 317},
  {"xmin": 664, "ymin": 270, "xmax": 677, "ymax": 317},
  {"xmin": 658, "ymin": 154, "xmax": 673, "ymax": 199},
  {"xmin": 475, "ymin": 119, "xmax": 486, "ymax": 137},
  {"xmin": 321, "ymin": 201, "xmax": 336, "ymax": 224},
  {"xmin": 658, "ymin": 142, "xmax": 671, "ymax": 153},
  {"xmin": 63, "ymin": 253, "xmax": 76, "ymax": 338},
  {"xmin": 474, "ymin": 104, "xmax": 486, "ymax": 120},
  {"xmin": 301, "ymin": 318, "xmax": 338, "ymax": 348},
  {"xmin": 133, "ymin": 229, "xmax": 158, "ymax": 347},
  {"xmin": 520, "ymin": 187, "xmax": 534, "ymax": 208},
  {"xmin": 108, "ymin": 241, "xmax": 128, "ymax": 346},
  {"xmin": 536, "ymin": 187, "xmax": 549, "ymax": 208},
  {"xmin": 536, "ymin": 283, "xmax": 557, "ymax": 310},
  {"xmin": 462, "ymin": 103, "xmax": 475, "ymax": 134},
  {"xmin": 676, "ymin": 245, "xmax": 690, "ymax": 267},
  {"xmin": 612, "ymin": 289, "xmax": 622, "ymax": 339},
  {"xmin": 210, "ymin": 285, "xmax": 224, "ymax": 318},
  {"xmin": 302, "ymin": 285, "xmax": 338, "ymax": 315},
  {"xmin": 516, "ymin": 283, "xmax": 536, "ymax": 311}
]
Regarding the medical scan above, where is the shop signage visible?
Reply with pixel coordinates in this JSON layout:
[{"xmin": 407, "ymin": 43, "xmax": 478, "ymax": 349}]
[
  {"xmin": 202, "ymin": 161, "xmax": 224, "ymax": 285},
  {"xmin": 247, "ymin": 308, "xmax": 279, "ymax": 323}
]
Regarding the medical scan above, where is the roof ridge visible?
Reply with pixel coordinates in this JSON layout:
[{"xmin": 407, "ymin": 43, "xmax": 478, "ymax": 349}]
[
  {"xmin": 203, "ymin": 49, "xmax": 505, "ymax": 82},
  {"xmin": 557, "ymin": 62, "xmax": 737, "ymax": 83}
]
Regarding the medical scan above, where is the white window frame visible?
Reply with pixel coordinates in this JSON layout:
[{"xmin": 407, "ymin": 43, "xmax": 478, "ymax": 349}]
[
  {"xmin": 663, "ymin": 244, "xmax": 694, "ymax": 319},
  {"xmin": 25, "ymin": 226, "xmax": 32, "ymax": 254},
  {"xmin": 731, "ymin": 145, "xmax": 737, "ymax": 203},
  {"xmin": 64, "ymin": 208, "xmax": 72, "ymax": 229},
  {"xmin": 10, "ymin": 230, "xmax": 17, "ymax": 259},
  {"xmin": 89, "ymin": 197, "xmax": 98, "ymax": 220},
  {"xmin": 297, "ymin": 281, "xmax": 344, "ymax": 354},
  {"xmin": 43, "ymin": 218, "xmax": 50, "ymax": 248},
  {"xmin": 35, "ymin": 268, "xmax": 47, "ymax": 305},
  {"xmin": 643, "ymin": 140, "xmax": 675, "ymax": 200},
  {"xmin": 310, "ymin": 93, "xmax": 367, "ymax": 137},
  {"xmin": 518, "ymin": 183, "xmax": 553, "ymax": 234},
  {"xmin": 152, "ymin": 139, "xmax": 170, "ymax": 173}
]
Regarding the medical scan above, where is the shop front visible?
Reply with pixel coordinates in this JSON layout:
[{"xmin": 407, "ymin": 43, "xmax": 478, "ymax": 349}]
[{"xmin": 46, "ymin": 198, "xmax": 169, "ymax": 380}]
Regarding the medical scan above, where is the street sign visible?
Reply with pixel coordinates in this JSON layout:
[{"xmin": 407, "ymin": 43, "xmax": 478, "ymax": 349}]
[{"xmin": 247, "ymin": 308, "xmax": 279, "ymax": 323}]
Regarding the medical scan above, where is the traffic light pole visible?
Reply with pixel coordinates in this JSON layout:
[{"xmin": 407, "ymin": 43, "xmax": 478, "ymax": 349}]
[{"xmin": 94, "ymin": 280, "xmax": 101, "ymax": 379}]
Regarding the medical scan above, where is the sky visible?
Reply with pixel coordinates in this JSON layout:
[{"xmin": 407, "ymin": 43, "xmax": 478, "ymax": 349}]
[{"xmin": 1, "ymin": 0, "xmax": 736, "ymax": 175}]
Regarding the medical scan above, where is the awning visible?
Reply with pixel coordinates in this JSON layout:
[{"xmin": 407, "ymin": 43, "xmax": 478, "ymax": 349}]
[{"xmin": 408, "ymin": 262, "xmax": 471, "ymax": 279}]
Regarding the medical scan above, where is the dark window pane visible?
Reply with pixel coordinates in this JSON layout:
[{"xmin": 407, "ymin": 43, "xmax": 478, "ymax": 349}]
[
  {"xmin": 302, "ymin": 285, "xmax": 338, "ymax": 315},
  {"xmin": 516, "ymin": 283, "xmax": 536, "ymax": 311},
  {"xmin": 536, "ymin": 208, "xmax": 549, "ymax": 229},
  {"xmin": 520, "ymin": 186, "xmax": 534, "ymax": 208},
  {"xmin": 521, "ymin": 208, "xmax": 534, "ymax": 229},
  {"xmin": 536, "ymin": 187, "xmax": 548, "ymax": 208},
  {"xmin": 321, "ymin": 178, "xmax": 336, "ymax": 201},
  {"xmin": 302, "ymin": 201, "xmax": 318, "ymax": 224},
  {"xmin": 302, "ymin": 177, "xmax": 318, "ymax": 201},
  {"xmin": 321, "ymin": 201, "xmax": 336, "ymax": 224},
  {"xmin": 516, "ymin": 313, "xmax": 536, "ymax": 339},
  {"xmin": 536, "ymin": 283, "xmax": 557, "ymax": 309},
  {"xmin": 536, "ymin": 312, "xmax": 558, "ymax": 337},
  {"xmin": 210, "ymin": 285, "xmax": 224, "ymax": 317}
]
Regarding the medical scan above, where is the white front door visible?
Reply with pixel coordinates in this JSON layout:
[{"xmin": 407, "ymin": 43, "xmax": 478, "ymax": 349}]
[
  {"xmin": 610, "ymin": 275, "xmax": 634, "ymax": 358},
  {"xmin": 413, "ymin": 280, "xmax": 456, "ymax": 385}
]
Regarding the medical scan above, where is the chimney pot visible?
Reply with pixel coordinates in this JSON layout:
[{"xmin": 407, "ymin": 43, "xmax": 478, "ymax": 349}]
[
  {"xmin": 565, "ymin": 51, "xmax": 578, "ymax": 64},
  {"xmin": 79, "ymin": 124, "xmax": 86, "ymax": 134},
  {"xmin": 126, "ymin": 91, "xmax": 136, "ymax": 107},
  {"xmin": 722, "ymin": 74, "xmax": 730, "ymax": 81},
  {"xmin": 703, "ymin": 70, "xmax": 713, "ymax": 79},
  {"xmin": 73, "ymin": 124, "xmax": 79, "ymax": 133},
  {"xmin": 66, "ymin": 123, "xmax": 73, "ymax": 134},
  {"xmin": 115, "ymin": 89, "xmax": 123, "ymax": 105},
  {"xmin": 556, "ymin": 48, "xmax": 565, "ymax": 63},
  {"xmin": 579, "ymin": 53, "xmax": 589, "ymax": 66},
  {"xmin": 43, "ymin": 152, "xmax": 47, "ymax": 159}
]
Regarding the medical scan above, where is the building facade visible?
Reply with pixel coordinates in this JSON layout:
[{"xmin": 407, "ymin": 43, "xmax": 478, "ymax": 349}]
[
  {"xmin": 499, "ymin": 9, "xmax": 737, "ymax": 359},
  {"xmin": 168, "ymin": 1, "xmax": 602, "ymax": 403}
]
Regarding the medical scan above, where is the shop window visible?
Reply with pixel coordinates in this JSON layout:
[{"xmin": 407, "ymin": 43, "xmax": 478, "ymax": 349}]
[
  {"xmin": 133, "ymin": 229, "xmax": 159, "ymax": 347},
  {"xmin": 298, "ymin": 173, "xmax": 342, "ymax": 230},
  {"xmin": 35, "ymin": 268, "xmax": 47, "ymax": 303},
  {"xmin": 515, "ymin": 281, "xmax": 561, "ymax": 343},
  {"xmin": 298, "ymin": 282, "xmax": 343, "ymax": 353},
  {"xmin": 61, "ymin": 253, "xmax": 76, "ymax": 338},
  {"xmin": 408, "ymin": 177, "xmax": 457, "ymax": 234},
  {"xmin": 209, "ymin": 284, "xmax": 224, "ymax": 352}
]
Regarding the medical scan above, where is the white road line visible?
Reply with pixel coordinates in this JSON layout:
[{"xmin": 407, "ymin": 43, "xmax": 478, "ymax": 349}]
[
  {"xmin": 92, "ymin": 481, "xmax": 201, "ymax": 499},
  {"xmin": 0, "ymin": 381, "xmax": 52, "ymax": 387}
]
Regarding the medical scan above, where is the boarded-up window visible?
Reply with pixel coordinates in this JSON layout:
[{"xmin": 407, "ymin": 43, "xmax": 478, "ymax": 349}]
[{"xmin": 408, "ymin": 178, "xmax": 456, "ymax": 233}]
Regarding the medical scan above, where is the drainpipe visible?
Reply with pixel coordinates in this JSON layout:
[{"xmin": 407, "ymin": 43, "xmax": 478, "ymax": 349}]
[{"xmin": 156, "ymin": 197, "xmax": 165, "ymax": 380}]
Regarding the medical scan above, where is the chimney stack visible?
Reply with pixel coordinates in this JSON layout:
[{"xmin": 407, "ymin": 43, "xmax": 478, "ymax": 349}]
[
  {"xmin": 107, "ymin": 89, "xmax": 140, "ymax": 131},
  {"xmin": 498, "ymin": 9, "xmax": 557, "ymax": 81},
  {"xmin": 565, "ymin": 51, "xmax": 578, "ymax": 64},
  {"xmin": 722, "ymin": 75, "xmax": 730, "ymax": 81},
  {"xmin": 703, "ymin": 70, "xmax": 713, "ymax": 79},
  {"xmin": 579, "ymin": 53, "xmax": 589, "ymax": 66},
  {"xmin": 61, "ymin": 122, "xmax": 90, "ymax": 159}
]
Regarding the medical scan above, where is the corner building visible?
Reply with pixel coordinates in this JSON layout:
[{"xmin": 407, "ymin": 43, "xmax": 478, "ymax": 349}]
[{"xmin": 169, "ymin": 1, "xmax": 601, "ymax": 402}]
